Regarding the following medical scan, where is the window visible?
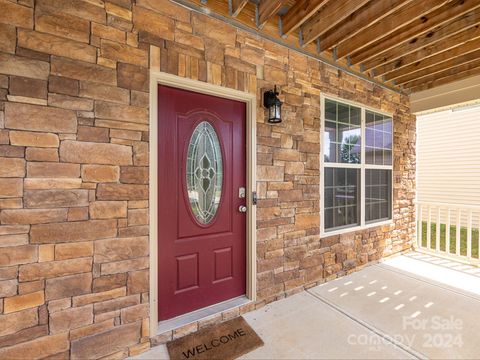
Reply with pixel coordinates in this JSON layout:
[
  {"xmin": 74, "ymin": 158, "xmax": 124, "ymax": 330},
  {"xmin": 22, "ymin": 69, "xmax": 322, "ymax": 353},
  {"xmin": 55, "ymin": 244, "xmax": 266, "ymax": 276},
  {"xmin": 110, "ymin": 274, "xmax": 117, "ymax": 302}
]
[{"xmin": 321, "ymin": 97, "xmax": 393, "ymax": 234}]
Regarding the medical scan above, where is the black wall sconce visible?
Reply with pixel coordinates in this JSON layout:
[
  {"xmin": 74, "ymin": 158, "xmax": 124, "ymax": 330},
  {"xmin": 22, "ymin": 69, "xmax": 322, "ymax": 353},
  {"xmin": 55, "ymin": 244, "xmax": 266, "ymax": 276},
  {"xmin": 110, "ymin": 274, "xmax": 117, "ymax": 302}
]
[{"xmin": 263, "ymin": 86, "xmax": 282, "ymax": 124}]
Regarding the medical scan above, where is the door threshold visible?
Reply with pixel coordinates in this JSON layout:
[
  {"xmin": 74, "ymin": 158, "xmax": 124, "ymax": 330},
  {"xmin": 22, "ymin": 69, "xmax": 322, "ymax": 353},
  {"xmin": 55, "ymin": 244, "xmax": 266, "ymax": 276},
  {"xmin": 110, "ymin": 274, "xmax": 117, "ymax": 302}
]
[{"xmin": 157, "ymin": 296, "xmax": 251, "ymax": 335}]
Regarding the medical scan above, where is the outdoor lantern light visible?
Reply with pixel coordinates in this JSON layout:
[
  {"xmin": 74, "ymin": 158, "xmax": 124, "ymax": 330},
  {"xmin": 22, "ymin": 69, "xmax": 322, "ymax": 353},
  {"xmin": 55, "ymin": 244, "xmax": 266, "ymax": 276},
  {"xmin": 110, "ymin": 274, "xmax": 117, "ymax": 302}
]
[{"xmin": 264, "ymin": 86, "xmax": 282, "ymax": 124}]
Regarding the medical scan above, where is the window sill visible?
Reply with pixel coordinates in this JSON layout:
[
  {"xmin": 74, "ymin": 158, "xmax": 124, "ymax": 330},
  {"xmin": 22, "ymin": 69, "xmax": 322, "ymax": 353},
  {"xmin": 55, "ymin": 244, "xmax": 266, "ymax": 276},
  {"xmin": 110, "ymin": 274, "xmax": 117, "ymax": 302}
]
[{"xmin": 321, "ymin": 219, "xmax": 393, "ymax": 238}]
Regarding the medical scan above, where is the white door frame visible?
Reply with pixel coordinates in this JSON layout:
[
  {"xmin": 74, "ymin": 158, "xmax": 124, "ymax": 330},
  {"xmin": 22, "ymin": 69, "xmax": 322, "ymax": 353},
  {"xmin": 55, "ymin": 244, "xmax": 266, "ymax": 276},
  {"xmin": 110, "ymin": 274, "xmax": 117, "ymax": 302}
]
[{"xmin": 149, "ymin": 71, "xmax": 257, "ymax": 335}]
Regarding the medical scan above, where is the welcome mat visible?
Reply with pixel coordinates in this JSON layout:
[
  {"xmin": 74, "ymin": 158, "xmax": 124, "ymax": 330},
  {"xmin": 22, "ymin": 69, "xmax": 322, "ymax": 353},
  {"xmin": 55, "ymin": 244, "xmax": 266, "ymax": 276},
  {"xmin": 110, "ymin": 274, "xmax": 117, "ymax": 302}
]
[{"xmin": 167, "ymin": 316, "xmax": 264, "ymax": 360}]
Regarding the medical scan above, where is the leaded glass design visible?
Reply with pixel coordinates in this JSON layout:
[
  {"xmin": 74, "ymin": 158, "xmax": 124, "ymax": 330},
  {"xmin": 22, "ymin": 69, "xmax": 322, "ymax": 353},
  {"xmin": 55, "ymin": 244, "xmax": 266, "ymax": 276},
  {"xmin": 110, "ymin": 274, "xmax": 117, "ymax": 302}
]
[{"xmin": 186, "ymin": 121, "xmax": 223, "ymax": 225}]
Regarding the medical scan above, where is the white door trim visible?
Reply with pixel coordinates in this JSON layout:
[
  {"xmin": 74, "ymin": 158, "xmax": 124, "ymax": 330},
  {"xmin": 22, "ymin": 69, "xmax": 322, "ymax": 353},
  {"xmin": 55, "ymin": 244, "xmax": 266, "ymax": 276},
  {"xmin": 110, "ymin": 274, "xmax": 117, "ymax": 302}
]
[{"xmin": 149, "ymin": 71, "xmax": 257, "ymax": 335}]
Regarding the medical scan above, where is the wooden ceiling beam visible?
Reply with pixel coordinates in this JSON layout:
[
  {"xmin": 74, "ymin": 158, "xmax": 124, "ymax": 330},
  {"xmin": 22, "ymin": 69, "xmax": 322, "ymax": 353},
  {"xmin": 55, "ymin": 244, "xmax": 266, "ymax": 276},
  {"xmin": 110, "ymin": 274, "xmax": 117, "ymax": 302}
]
[
  {"xmin": 385, "ymin": 37, "xmax": 480, "ymax": 82},
  {"xmin": 319, "ymin": 0, "xmax": 412, "ymax": 52},
  {"xmin": 403, "ymin": 57, "xmax": 480, "ymax": 90},
  {"xmin": 281, "ymin": 0, "xmax": 329, "ymax": 37},
  {"xmin": 335, "ymin": 0, "xmax": 449, "ymax": 60},
  {"xmin": 301, "ymin": 0, "xmax": 370, "ymax": 47},
  {"xmin": 351, "ymin": 0, "xmax": 480, "ymax": 66},
  {"xmin": 371, "ymin": 24, "xmax": 480, "ymax": 77},
  {"xmin": 394, "ymin": 48, "xmax": 480, "ymax": 85},
  {"xmin": 230, "ymin": 0, "xmax": 249, "ymax": 17},
  {"xmin": 362, "ymin": 8, "xmax": 480, "ymax": 72},
  {"xmin": 258, "ymin": 0, "xmax": 286, "ymax": 29},
  {"xmin": 408, "ymin": 65, "xmax": 480, "ymax": 93}
]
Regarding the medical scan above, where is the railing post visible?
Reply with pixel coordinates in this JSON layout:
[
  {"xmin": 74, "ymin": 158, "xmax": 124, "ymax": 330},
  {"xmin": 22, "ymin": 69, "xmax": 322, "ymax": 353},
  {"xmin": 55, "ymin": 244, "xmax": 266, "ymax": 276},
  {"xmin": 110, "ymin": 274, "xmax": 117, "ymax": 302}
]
[
  {"xmin": 417, "ymin": 204, "xmax": 422, "ymax": 248},
  {"xmin": 456, "ymin": 209, "xmax": 461, "ymax": 256},
  {"xmin": 436, "ymin": 207, "xmax": 441, "ymax": 252},
  {"xmin": 427, "ymin": 206, "xmax": 432, "ymax": 250},
  {"xmin": 467, "ymin": 210, "xmax": 472, "ymax": 259}
]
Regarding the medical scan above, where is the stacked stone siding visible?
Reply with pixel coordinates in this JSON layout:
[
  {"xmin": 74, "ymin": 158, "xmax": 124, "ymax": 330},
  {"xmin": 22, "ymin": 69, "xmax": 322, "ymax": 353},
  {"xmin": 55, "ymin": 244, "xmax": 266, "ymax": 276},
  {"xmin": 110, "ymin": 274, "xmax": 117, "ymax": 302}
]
[{"xmin": 0, "ymin": 0, "xmax": 416, "ymax": 358}]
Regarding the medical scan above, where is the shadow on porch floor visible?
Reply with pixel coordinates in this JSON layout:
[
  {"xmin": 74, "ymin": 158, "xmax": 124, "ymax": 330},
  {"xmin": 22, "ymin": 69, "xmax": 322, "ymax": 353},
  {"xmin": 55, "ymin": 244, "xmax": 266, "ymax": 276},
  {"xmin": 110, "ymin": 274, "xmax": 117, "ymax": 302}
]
[{"xmin": 132, "ymin": 251, "xmax": 480, "ymax": 359}]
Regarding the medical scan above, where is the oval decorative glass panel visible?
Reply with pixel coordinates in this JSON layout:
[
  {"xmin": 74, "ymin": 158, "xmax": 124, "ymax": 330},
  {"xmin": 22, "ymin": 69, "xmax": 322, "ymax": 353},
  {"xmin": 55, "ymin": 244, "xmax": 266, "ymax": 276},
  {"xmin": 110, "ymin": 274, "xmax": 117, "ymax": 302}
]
[{"xmin": 186, "ymin": 121, "xmax": 223, "ymax": 225}]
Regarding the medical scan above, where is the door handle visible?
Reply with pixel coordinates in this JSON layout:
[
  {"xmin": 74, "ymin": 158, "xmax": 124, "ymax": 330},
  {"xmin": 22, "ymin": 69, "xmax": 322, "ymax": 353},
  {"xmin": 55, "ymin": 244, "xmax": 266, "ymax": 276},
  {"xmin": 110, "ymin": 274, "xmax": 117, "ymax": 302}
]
[{"xmin": 238, "ymin": 205, "xmax": 247, "ymax": 213}]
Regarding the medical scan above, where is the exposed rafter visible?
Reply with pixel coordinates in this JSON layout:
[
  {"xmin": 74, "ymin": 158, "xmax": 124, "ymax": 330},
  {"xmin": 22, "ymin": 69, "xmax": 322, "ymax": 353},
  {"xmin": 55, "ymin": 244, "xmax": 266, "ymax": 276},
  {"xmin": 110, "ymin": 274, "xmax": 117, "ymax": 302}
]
[
  {"xmin": 384, "ymin": 38, "xmax": 480, "ymax": 82},
  {"xmin": 319, "ymin": 0, "xmax": 412, "ymax": 52},
  {"xmin": 403, "ymin": 58, "xmax": 480, "ymax": 90},
  {"xmin": 372, "ymin": 24, "xmax": 480, "ymax": 77},
  {"xmin": 258, "ymin": 0, "xmax": 286, "ymax": 29},
  {"xmin": 362, "ymin": 8, "xmax": 480, "ymax": 72},
  {"xmin": 280, "ymin": 0, "xmax": 329, "ymax": 37},
  {"xmin": 301, "ymin": 0, "xmax": 370, "ymax": 47},
  {"xmin": 230, "ymin": 0, "xmax": 249, "ymax": 17},
  {"xmin": 335, "ymin": 0, "xmax": 450, "ymax": 60},
  {"xmin": 408, "ymin": 65, "xmax": 480, "ymax": 93},
  {"xmin": 350, "ymin": 0, "xmax": 480, "ymax": 66}
]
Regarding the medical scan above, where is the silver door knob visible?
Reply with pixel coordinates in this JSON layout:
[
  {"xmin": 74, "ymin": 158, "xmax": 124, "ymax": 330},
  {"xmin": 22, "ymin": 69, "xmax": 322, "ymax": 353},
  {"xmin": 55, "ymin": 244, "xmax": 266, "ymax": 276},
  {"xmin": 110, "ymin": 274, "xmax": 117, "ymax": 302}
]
[{"xmin": 238, "ymin": 205, "xmax": 247, "ymax": 213}]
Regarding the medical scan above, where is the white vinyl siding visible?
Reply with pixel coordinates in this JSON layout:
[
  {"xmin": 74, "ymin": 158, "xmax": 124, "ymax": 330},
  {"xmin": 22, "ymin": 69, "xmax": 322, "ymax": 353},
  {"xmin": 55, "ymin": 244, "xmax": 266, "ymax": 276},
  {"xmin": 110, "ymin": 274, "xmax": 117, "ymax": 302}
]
[{"xmin": 417, "ymin": 108, "xmax": 480, "ymax": 206}]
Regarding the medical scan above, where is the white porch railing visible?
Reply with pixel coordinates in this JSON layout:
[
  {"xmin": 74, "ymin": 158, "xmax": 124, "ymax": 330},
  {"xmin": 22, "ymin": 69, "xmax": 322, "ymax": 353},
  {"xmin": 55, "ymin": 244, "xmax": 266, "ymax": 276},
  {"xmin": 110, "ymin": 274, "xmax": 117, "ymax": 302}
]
[{"xmin": 416, "ymin": 201, "xmax": 480, "ymax": 265}]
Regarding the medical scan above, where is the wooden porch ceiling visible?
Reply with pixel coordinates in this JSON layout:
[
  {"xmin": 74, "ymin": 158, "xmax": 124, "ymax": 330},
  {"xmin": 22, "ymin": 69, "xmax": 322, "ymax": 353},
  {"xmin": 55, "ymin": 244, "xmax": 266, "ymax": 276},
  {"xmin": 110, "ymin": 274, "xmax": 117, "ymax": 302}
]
[{"xmin": 177, "ymin": 0, "xmax": 480, "ymax": 93}]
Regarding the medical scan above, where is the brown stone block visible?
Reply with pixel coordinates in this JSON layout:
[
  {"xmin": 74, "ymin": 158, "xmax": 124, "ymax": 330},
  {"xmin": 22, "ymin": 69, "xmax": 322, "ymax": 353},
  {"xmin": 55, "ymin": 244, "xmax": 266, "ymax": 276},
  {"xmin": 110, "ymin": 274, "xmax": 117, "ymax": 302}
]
[
  {"xmin": 48, "ymin": 93, "xmax": 94, "ymax": 111},
  {"xmin": 35, "ymin": 6, "xmax": 90, "ymax": 43},
  {"xmin": 25, "ymin": 147, "xmax": 59, "ymax": 162},
  {"xmin": 10, "ymin": 130, "xmax": 59, "ymax": 148},
  {"xmin": 0, "ymin": 130, "xmax": 8, "ymax": 145},
  {"xmin": 121, "ymin": 303, "xmax": 148, "ymax": 324},
  {"xmin": 0, "ymin": 266, "xmax": 18, "ymax": 280},
  {"xmin": 93, "ymin": 294, "xmax": 140, "ymax": 314},
  {"xmin": 51, "ymin": 56, "xmax": 116, "ymax": 85},
  {"xmin": 101, "ymin": 39, "xmax": 148, "ymax": 67},
  {"xmin": 55, "ymin": 241, "xmax": 93, "ymax": 260},
  {"xmin": 101, "ymin": 257, "xmax": 148, "ymax": 275},
  {"xmin": 0, "ymin": 233, "xmax": 28, "ymax": 247},
  {"xmin": 120, "ymin": 166, "xmax": 148, "ymax": 184},
  {"xmin": 9, "ymin": 76, "xmax": 47, "ymax": 99},
  {"xmin": 0, "ymin": 332, "xmax": 69, "ymax": 359},
  {"xmin": 0, "ymin": 279, "xmax": 17, "ymax": 297},
  {"xmin": 77, "ymin": 126, "xmax": 110, "ymax": 143},
  {"xmin": 79, "ymin": 81, "xmax": 130, "ymax": 104},
  {"xmin": 0, "ymin": 325, "xmax": 48, "ymax": 349},
  {"xmin": 45, "ymin": 272, "xmax": 92, "ymax": 300},
  {"xmin": 257, "ymin": 165, "xmax": 284, "ymax": 181},
  {"xmin": 24, "ymin": 189, "xmax": 88, "ymax": 208},
  {"xmin": 31, "ymin": 219, "xmax": 117, "ymax": 244},
  {"xmin": 0, "ymin": 208, "xmax": 67, "ymax": 225},
  {"xmin": 118, "ymin": 225, "xmax": 149, "ymax": 238},
  {"xmin": 5, "ymin": 102, "xmax": 77, "ymax": 133},
  {"xmin": 73, "ymin": 287, "xmax": 126, "ymax": 307},
  {"xmin": 110, "ymin": 129, "xmax": 142, "ymax": 141},
  {"xmin": 127, "ymin": 269, "xmax": 148, "ymax": 295},
  {"xmin": 81, "ymin": 165, "xmax": 120, "ymax": 182},
  {"xmin": 0, "ymin": 23, "xmax": 16, "ymax": 54},
  {"xmin": 59, "ymin": 140, "xmax": 132, "ymax": 165},
  {"xmin": 0, "ymin": 0, "xmax": 33, "ymax": 28},
  {"xmin": 67, "ymin": 207, "xmax": 89, "ymax": 221},
  {"xmin": 37, "ymin": 0, "xmax": 105, "ymax": 22},
  {"xmin": 3, "ymin": 290, "xmax": 44, "ymax": 313},
  {"xmin": 19, "ymin": 257, "xmax": 92, "ymax": 281},
  {"xmin": 0, "ymin": 145, "xmax": 24, "ymax": 158},
  {"xmin": 49, "ymin": 75, "xmax": 79, "ymax": 96},
  {"xmin": 278, "ymin": 189, "xmax": 303, "ymax": 202},
  {"xmin": 127, "ymin": 209, "xmax": 148, "ymax": 226},
  {"xmin": 95, "ymin": 119, "xmax": 148, "ymax": 132},
  {"xmin": 117, "ymin": 62, "xmax": 149, "ymax": 92},
  {"xmin": 133, "ymin": 142, "xmax": 148, "ymax": 166},
  {"xmin": 24, "ymin": 178, "xmax": 82, "ymax": 190},
  {"xmin": 0, "ymin": 158, "xmax": 25, "ymax": 177},
  {"xmin": 96, "ymin": 101, "xmax": 148, "ymax": 124},
  {"xmin": 0, "ymin": 245, "xmax": 37, "ymax": 266},
  {"xmin": 0, "ymin": 224, "xmax": 29, "ymax": 235},
  {"xmin": 0, "ymin": 198, "xmax": 23, "ymax": 209},
  {"xmin": 49, "ymin": 304, "xmax": 93, "ymax": 333},
  {"xmin": 18, "ymin": 279, "xmax": 44, "ymax": 295},
  {"xmin": 92, "ymin": 22, "xmax": 125, "ymax": 43},
  {"xmin": 131, "ymin": 91, "xmax": 149, "ymax": 107},
  {"xmin": 0, "ymin": 179, "xmax": 23, "ymax": 198},
  {"xmin": 95, "ymin": 236, "xmax": 148, "ymax": 263},
  {"xmin": 71, "ymin": 321, "xmax": 140, "ymax": 359},
  {"xmin": 192, "ymin": 13, "xmax": 236, "ymax": 46},
  {"xmin": 0, "ymin": 308, "xmax": 38, "ymax": 337},
  {"xmin": 137, "ymin": 0, "xmax": 190, "ymax": 22},
  {"xmin": 0, "ymin": 53, "xmax": 49, "ymax": 80},
  {"xmin": 97, "ymin": 183, "xmax": 148, "ymax": 200},
  {"xmin": 93, "ymin": 274, "xmax": 127, "ymax": 292},
  {"xmin": 295, "ymin": 213, "xmax": 320, "ymax": 230},
  {"xmin": 90, "ymin": 201, "xmax": 128, "ymax": 219},
  {"xmin": 18, "ymin": 29, "xmax": 97, "ymax": 63},
  {"xmin": 132, "ymin": 5, "xmax": 174, "ymax": 41}
]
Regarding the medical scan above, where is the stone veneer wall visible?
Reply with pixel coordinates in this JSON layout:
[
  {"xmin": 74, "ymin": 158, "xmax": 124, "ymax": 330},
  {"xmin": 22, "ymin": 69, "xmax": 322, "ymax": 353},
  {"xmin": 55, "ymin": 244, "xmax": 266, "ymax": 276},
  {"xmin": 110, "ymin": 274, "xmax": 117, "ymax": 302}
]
[{"xmin": 0, "ymin": 0, "xmax": 416, "ymax": 358}]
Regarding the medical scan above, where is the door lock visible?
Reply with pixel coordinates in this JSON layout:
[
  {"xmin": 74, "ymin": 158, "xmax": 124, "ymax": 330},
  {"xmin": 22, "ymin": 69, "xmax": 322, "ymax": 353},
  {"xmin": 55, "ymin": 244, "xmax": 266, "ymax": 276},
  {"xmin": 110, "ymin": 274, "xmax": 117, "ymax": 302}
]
[
  {"xmin": 238, "ymin": 205, "xmax": 247, "ymax": 213},
  {"xmin": 238, "ymin": 187, "xmax": 246, "ymax": 199}
]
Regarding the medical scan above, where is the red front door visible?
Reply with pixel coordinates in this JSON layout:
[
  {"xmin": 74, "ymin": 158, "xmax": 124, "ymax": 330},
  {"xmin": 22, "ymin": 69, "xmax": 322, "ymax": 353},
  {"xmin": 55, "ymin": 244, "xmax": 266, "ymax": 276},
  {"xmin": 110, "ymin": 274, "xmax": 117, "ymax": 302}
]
[{"xmin": 158, "ymin": 85, "xmax": 247, "ymax": 321}]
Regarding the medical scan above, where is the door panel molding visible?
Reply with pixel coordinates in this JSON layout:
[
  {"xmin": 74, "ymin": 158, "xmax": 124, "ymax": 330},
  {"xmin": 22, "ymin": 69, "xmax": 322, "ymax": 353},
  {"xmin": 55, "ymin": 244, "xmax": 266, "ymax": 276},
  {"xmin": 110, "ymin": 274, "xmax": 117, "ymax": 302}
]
[{"xmin": 149, "ymin": 71, "xmax": 257, "ymax": 335}]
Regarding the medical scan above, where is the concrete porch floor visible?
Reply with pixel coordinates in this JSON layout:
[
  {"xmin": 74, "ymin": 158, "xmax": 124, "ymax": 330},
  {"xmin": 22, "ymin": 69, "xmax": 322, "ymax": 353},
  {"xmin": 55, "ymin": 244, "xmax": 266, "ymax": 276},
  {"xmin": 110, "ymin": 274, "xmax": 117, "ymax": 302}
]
[{"xmin": 133, "ymin": 252, "xmax": 480, "ymax": 359}]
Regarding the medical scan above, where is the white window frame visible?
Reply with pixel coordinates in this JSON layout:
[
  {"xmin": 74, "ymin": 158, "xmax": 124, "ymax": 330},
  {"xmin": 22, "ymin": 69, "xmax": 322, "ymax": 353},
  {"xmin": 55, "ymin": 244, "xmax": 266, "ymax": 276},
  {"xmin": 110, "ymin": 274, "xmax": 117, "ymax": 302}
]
[{"xmin": 320, "ymin": 94, "xmax": 394, "ymax": 237}]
